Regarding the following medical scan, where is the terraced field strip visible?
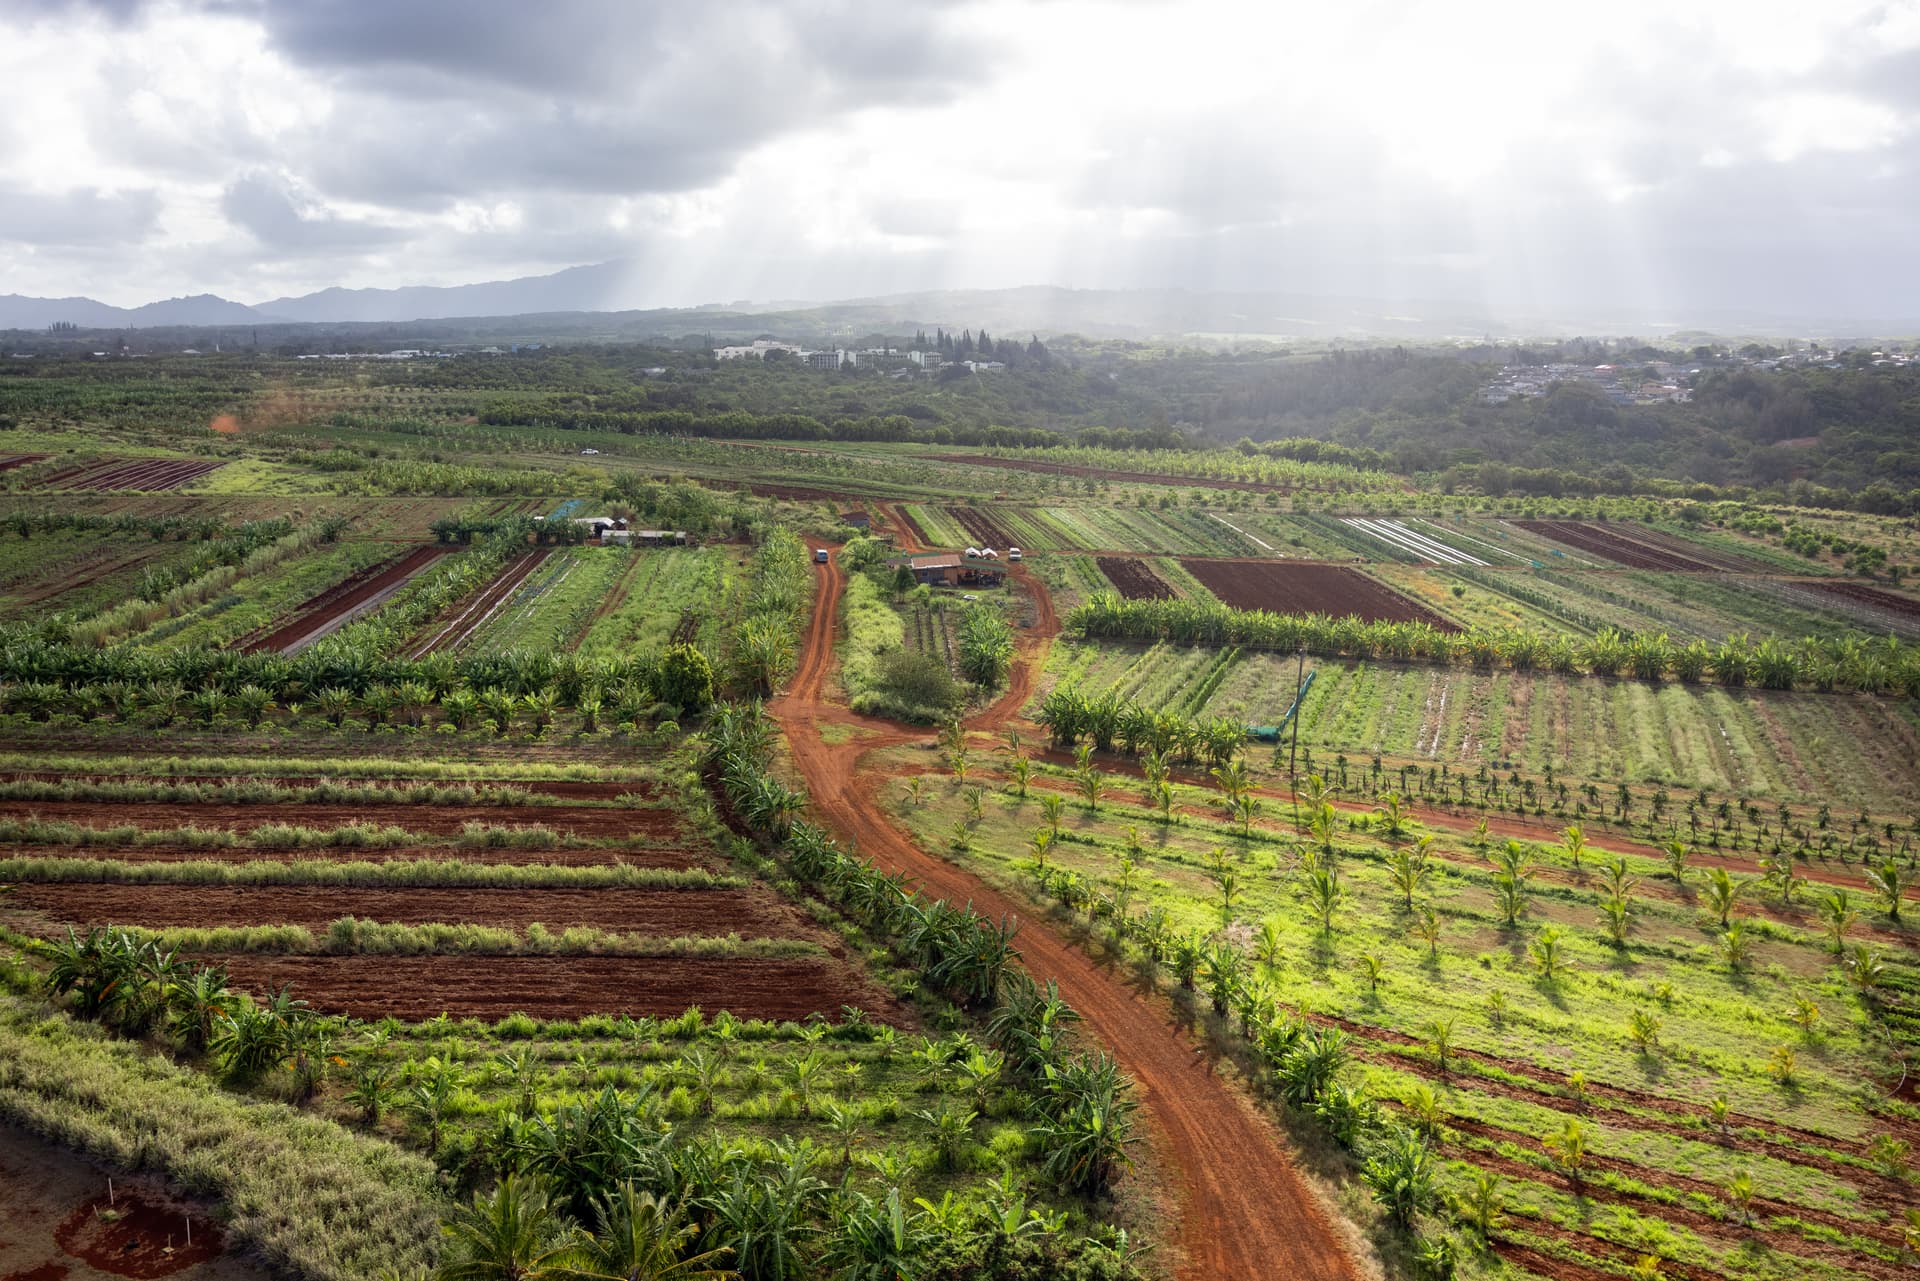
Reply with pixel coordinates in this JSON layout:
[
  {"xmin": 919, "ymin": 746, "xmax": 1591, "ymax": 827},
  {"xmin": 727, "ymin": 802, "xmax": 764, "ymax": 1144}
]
[
  {"xmin": 1803, "ymin": 580, "xmax": 1920, "ymax": 624},
  {"xmin": 209, "ymin": 953, "xmax": 910, "ymax": 1022},
  {"xmin": 1095, "ymin": 556, "xmax": 1177, "ymax": 600},
  {"xmin": 1341, "ymin": 517, "xmax": 1488, "ymax": 565},
  {"xmin": 408, "ymin": 547, "xmax": 553, "ymax": 656},
  {"xmin": 946, "ymin": 504, "xmax": 1018, "ymax": 548},
  {"xmin": 37, "ymin": 458, "xmax": 225, "ymax": 491},
  {"xmin": 0, "ymin": 799, "xmax": 687, "ymax": 838},
  {"xmin": 0, "ymin": 453, "xmax": 48, "ymax": 471},
  {"xmin": 1180, "ymin": 557, "xmax": 1462, "ymax": 630},
  {"xmin": 242, "ymin": 544, "xmax": 451, "ymax": 654},
  {"xmin": 2, "ymin": 883, "xmax": 819, "ymax": 936},
  {"xmin": 1514, "ymin": 520, "xmax": 1720, "ymax": 571}
]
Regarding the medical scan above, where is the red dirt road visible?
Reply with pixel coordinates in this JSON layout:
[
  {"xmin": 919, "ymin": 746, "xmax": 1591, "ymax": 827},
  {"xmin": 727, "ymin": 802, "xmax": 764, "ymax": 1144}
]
[{"xmin": 775, "ymin": 544, "xmax": 1356, "ymax": 1281}]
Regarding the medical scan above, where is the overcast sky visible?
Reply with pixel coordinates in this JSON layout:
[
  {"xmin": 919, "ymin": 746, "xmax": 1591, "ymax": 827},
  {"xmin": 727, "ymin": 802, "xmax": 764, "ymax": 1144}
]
[{"xmin": 1, "ymin": 0, "xmax": 1916, "ymax": 322}]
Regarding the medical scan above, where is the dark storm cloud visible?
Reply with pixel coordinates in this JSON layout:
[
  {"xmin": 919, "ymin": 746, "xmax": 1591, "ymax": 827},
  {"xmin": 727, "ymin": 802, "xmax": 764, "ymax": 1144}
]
[
  {"xmin": 247, "ymin": 0, "xmax": 996, "ymax": 206},
  {"xmin": 0, "ymin": 184, "xmax": 160, "ymax": 245},
  {"xmin": 220, "ymin": 171, "xmax": 408, "ymax": 252}
]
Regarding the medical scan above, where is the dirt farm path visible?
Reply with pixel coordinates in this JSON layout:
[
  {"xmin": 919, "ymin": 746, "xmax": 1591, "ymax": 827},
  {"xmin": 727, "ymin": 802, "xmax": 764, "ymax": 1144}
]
[{"xmin": 772, "ymin": 544, "xmax": 1356, "ymax": 1281}]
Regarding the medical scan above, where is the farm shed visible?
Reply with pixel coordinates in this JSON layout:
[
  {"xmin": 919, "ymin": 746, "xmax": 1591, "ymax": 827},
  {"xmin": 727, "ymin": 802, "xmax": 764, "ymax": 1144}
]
[
  {"xmin": 903, "ymin": 553, "xmax": 1003, "ymax": 587},
  {"xmin": 604, "ymin": 528, "xmax": 688, "ymax": 547}
]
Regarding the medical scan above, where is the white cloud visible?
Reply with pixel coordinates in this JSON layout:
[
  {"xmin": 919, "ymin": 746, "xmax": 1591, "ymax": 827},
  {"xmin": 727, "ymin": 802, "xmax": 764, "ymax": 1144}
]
[{"xmin": 0, "ymin": 0, "xmax": 1913, "ymax": 321}]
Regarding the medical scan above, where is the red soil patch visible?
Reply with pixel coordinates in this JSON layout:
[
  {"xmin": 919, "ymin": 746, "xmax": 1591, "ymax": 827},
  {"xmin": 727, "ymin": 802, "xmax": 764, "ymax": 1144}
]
[
  {"xmin": 0, "ymin": 842, "xmax": 707, "ymax": 868},
  {"xmin": 6, "ymin": 884, "xmax": 806, "ymax": 936},
  {"xmin": 1513, "ymin": 520, "xmax": 1717, "ymax": 571},
  {"xmin": 1804, "ymin": 580, "xmax": 1920, "ymax": 620},
  {"xmin": 35, "ymin": 459, "xmax": 222, "ymax": 493},
  {"xmin": 0, "ymin": 454, "xmax": 49, "ymax": 472},
  {"xmin": 1096, "ymin": 557, "xmax": 1176, "ymax": 600},
  {"xmin": 54, "ymin": 1192, "xmax": 223, "ymax": 1278},
  {"xmin": 241, "ymin": 545, "xmax": 451, "ymax": 654},
  {"xmin": 947, "ymin": 506, "xmax": 1017, "ymax": 548},
  {"xmin": 212, "ymin": 953, "xmax": 910, "ymax": 1023},
  {"xmin": 0, "ymin": 800, "xmax": 683, "ymax": 839},
  {"xmin": 1180, "ymin": 558, "xmax": 1459, "ymax": 630}
]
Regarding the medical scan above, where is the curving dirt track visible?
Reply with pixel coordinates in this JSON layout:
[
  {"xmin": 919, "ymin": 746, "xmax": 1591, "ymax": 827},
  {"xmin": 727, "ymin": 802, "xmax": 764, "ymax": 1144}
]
[{"xmin": 774, "ymin": 542, "xmax": 1356, "ymax": 1281}]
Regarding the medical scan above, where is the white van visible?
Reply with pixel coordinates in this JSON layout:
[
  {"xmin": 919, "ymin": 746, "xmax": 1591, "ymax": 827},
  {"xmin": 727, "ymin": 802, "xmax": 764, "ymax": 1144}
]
[
  {"xmin": 814, "ymin": 549, "xmax": 830, "ymax": 564},
  {"xmin": 1008, "ymin": 547, "xmax": 1022, "ymax": 562}
]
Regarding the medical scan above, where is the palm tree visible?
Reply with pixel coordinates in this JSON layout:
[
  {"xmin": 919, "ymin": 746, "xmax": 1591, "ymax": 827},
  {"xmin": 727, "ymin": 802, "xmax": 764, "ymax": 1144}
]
[
  {"xmin": 1386, "ymin": 846, "xmax": 1428, "ymax": 912},
  {"xmin": 1866, "ymin": 859, "xmax": 1908, "ymax": 921},
  {"xmin": 567, "ymin": 1183, "xmax": 738, "ymax": 1280},
  {"xmin": 1662, "ymin": 839, "xmax": 1691, "ymax": 883},
  {"xmin": 1007, "ymin": 755, "xmax": 1031, "ymax": 799},
  {"xmin": 1372, "ymin": 792, "xmax": 1414, "ymax": 841},
  {"xmin": 1561, "ymin": 823, "xmax": 1590, "ymax": 871},
  {"xmin": 1304, "ymin": 866, "xmax": 1342, "ymax": 932},
  {"xmin": 1424, "ymin": 1017, "xmax": 1454, "ymax": 1074},
  {"xmin": 1492, "ymin": 872, "xmax": 1529, "ymax": 928},
  {"xmin": 1819, "ymin": 889, "xmax": 1858, "ymax": 953},
  {"xmin": 1542, "ymin": 1118, "xmax": 1590, "ymax": 1189},
  {"xmin": 1703, "ymin": 867, "xmax": 1747, "ymax": 928},
  {"xmin": 1040, "ymin": 793, "xmax": 1064, "ymax": 838},
  {"xmin": 1719, "ymin": 923, "xmax": 1755, "ymax": 971},
  {"xmin": 435, "ymin": 1175, "xmax": 577, "ymax": 1281},
  {"xmin": 1414, "ymin": 905, "xmax": 1442, "ymax": 958},
  {"xmin": 1530, "ymin": 927, "xmax": 1568, "ymax": 982}
]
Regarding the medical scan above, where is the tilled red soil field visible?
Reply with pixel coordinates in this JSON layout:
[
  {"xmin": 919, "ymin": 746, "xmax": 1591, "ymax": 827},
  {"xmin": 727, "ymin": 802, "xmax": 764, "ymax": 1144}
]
[
  {"xmin": 1804, "ymin": 579, "xmax": 1920, "ymax": 619},
  {"xmin": 35, "ymin": 458, "xmax": 224, "ymax": 492},
  {"xmin": 3, "ymin": 883, "xmax": 810, "ymax": 935},
  {"xmin": 0, "ymin": 841, "xmax": 710, "ymax": 868},
  {"xmin": 0, "ymin": 453, "xmax": 48, "ymax": 471},
  {"xmin": 1180, "ymin": 559, "xmax": 1459, "ymax": 630},
  {"xmin": 409, "ymin": 548, "xmax": 552, "ymax": 656},
  {"xmin": 1095, "ymin": 556, "xmax": 1176, "ymax": 600},
  {"xmin": 0, "ymin": 771, "xmax": 661, "ymax": 802},
  {"xmin": 1513, "ymin": 519, "xmax": 1718, "ymax": 571},
  {"xmin": 211, "ymin": 954, "xmax": 911, "ymax": 1022},
  {"xmin": 242, "ymin": 544, "xmax": 451, "ymax": 653},
  {"xmin": 0, "ymin": 800, "xmax": 683, "ymax": 838},
  {"xmin": 947, "ymin": 505, "xmax": 1017, "ymax": 548}
]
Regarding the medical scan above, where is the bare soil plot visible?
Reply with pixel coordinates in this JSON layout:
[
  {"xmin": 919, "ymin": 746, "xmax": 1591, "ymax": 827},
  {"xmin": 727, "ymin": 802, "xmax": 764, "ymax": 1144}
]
[
  {"xmin": 3, "ymin": 883, "xmax": 812, "ymax": 936},
  {"xmin": 947, "ymin": 506, "xmax": 1017, "ymax": 548},
  {"xmin": 0, "ymin": 453, "xmax": 48, "ymax": 471},
  {"xmin": 1180, "ymin": 559, "xmax": 1460, "ymax": 630},
  {"xmin": 0, "ymin": 1124, "xmax": 263, "ymax": 1281},
  {"xmin": 1513, "ymin": 519, "xmax": 1719, "ymax": 571},
  {"xmin": 241, "ymin": 544, "xmax": 451, "ymax": 653},
  {"xmin": 1095, "ymin": 556, "xmax": 1176, "ymax": 600},
  {"xmin": 409, "ymin": 548, "xmax": 552, "ymax": 656},
  {"xmin": 0, "ymin": 841, "xmax": 711, "ymax": 868},
  {"xmin": 1803, "ymin": 580, "xmax": 1920, "ymax": 620},
  {"xmin": 746, "ymin": 483, "xmax": 862, "ymax": 502},
  {"xmin": 34, "ymin": 459, "xmax": 224, "ymax": 492},
  {"xmin": 0, "ymin": 800, "xmax": 684, "ymax": 839},
  {"xmin": 211, "ymin": 954, "xmax": 911, "ymax": 1022}
]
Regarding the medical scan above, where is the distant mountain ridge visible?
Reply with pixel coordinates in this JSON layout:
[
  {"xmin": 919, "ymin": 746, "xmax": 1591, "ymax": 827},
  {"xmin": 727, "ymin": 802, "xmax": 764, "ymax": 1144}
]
[{"xmin": 2, "ymin": 264, "xmax": 1914, "ymax": 338}]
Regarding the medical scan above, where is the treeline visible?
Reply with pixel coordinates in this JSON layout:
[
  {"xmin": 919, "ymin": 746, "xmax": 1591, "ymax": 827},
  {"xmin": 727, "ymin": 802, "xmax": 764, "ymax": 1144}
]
[
  {"xmin": 1070, "ymin": 592, "xmax": 1920, "ymax": 697},
  {"xmin": 475, "ymin": 400, "xmax": 1179, "ymax": 449}
]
